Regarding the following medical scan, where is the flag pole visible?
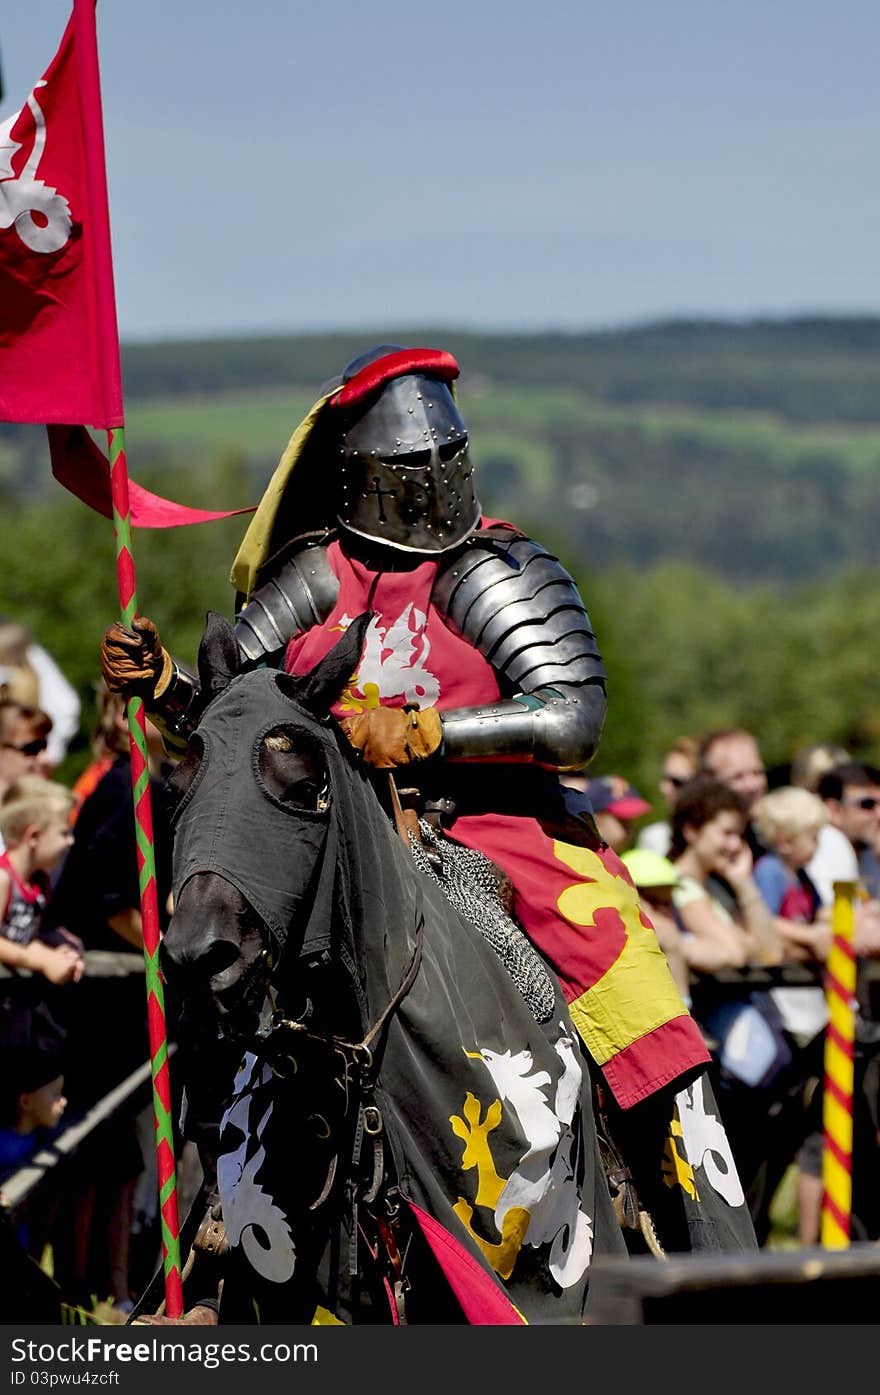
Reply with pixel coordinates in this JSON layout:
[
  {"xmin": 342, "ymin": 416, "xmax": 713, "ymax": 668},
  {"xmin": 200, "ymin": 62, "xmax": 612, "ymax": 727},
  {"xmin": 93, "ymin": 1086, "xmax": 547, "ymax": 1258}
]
[{"xmin": 71, "ymin": 0, "xmax": 182, "ymax": 1315}]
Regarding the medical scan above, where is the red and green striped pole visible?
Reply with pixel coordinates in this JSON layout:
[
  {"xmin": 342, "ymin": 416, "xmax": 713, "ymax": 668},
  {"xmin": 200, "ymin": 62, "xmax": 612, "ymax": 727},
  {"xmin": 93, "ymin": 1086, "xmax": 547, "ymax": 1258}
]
[
  {"xmin": 69, "ymin": 0, "xmax": 183, "ymax": 1315},
  {"xmin": 108, "ymin": 426, "xmax": 183, "ymax": 1316}
]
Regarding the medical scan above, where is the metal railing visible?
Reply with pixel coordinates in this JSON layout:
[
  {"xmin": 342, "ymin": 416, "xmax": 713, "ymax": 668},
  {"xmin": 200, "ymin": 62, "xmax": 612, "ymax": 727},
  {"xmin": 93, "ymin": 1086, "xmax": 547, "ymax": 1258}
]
[
  {"xmin": 1, "ymin": 1046, "xmax": 175, "ymax": 1218},
  {"xmin": 0, "ymin": 949, "xmax": 146, "ymax": 980},
  {"xmin": 0, "ymin": 952, "xmax": 170, "ymax": 1220}
]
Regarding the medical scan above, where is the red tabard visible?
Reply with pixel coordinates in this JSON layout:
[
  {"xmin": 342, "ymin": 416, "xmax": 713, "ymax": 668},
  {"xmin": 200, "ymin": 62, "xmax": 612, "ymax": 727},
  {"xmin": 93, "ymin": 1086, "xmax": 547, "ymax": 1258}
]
[{"xmin": 285, "ymin": 530, "xmax": 709, "ymax": 1108}]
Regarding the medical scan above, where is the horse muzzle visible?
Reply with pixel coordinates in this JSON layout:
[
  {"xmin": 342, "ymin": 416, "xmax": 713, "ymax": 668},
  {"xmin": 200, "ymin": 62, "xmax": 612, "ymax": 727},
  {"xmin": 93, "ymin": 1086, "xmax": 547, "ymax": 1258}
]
[{"xmin": 162, "ymin": 872, "xmax": 269, "ymax": 1027}]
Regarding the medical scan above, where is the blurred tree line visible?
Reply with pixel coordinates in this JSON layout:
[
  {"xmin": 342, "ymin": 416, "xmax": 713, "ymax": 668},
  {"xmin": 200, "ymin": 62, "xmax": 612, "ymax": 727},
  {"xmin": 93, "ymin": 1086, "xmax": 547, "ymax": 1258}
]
[
  {"xmin": 3, "ymin": 458, "xmax": 879, "ymax": 806},
  {"xmin": 0, "ymin": 453, "xmax": 248, "ymax": 784},
  {"xmin": 579, "ymin": 559, "xmax": 880, "ymax": 798}
]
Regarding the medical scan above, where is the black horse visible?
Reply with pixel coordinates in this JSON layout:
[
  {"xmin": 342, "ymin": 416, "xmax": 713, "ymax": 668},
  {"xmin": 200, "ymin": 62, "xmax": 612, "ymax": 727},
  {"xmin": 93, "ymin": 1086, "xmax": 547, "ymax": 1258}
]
[{"xmin": 157, "ymin": 612, "xmax": 755, "ymax": 1325}]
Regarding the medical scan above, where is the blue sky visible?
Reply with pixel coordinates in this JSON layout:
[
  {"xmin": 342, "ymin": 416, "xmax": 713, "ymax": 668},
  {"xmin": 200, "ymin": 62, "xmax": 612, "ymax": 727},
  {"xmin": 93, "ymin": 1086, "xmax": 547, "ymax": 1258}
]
[{"xmin": 3, "ymin": 1, "xmax": 879, "ymax": 341}]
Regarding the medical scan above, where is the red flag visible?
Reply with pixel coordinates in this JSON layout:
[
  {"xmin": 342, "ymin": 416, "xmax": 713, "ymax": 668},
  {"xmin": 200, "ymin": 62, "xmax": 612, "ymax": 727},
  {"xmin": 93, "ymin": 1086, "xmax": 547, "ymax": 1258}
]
[
  {"xmin": 47, "ymin": 424, "xmax": 257, "ymax": 528},
  {"xmin": 0, "ymin": 11, "xmax": 122, "ymax": 427},
  {"xmin": 0, "ymin": 8, "xmax": 255, "ymax": 527}
]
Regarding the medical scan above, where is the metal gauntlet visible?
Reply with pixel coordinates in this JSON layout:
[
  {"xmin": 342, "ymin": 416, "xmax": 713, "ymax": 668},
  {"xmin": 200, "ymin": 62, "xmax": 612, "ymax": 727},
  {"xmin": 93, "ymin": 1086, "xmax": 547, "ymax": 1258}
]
[
  {"xmin": 432, "ymin": 530, "xmax": 607, "ymax": 770},
  {"xmin": 234, "ymin": 544, "xmax": 339, "ymax": 664}
]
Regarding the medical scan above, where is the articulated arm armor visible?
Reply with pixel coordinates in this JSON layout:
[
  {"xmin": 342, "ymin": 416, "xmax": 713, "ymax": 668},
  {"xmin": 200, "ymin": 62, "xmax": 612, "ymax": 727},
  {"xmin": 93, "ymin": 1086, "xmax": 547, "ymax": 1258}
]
[
  {"xmin": 233, "ymin": 545, "xmax": 339, "ymax": 664},
  {"xmin": 154, "ymin": 530, "xmax": 606, "ymax": 771},
  {"xmin": 432, "ymin": 529, "xmax": 606, "ymax": 769}
]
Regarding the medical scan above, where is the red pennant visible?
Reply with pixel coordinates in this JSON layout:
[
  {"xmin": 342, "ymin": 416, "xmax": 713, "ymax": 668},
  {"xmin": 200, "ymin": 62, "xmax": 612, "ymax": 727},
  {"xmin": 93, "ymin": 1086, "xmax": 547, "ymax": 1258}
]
[
  {"xmin": 0, "ymin": 12, "xmax": 122, "ymax": 427},
  {"xmin": 47, "ymin": 424, "xmax": 257, "ymax": 528}
]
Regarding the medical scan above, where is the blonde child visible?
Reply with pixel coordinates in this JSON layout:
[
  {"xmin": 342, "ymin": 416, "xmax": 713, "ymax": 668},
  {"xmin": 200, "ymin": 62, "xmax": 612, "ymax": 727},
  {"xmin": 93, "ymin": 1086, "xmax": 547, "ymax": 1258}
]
[
  {"xmin": 752, "ymin": 784, "xmax": 840, "ymax": 1248},
  {"xmin": 0, "ymin": 776, "xmax": 83, "ymax": 985},
  {"xmin": 752, "ymin": 785, "xmax": 830, "ymax": 963}
]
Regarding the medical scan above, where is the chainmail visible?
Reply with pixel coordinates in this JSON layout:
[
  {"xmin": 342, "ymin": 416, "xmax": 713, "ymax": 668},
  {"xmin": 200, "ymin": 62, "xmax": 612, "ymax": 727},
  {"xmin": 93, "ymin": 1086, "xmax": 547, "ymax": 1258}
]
[{"xmin": 406, "ymin": 819, "xmax": 556, "ymax": 1023}]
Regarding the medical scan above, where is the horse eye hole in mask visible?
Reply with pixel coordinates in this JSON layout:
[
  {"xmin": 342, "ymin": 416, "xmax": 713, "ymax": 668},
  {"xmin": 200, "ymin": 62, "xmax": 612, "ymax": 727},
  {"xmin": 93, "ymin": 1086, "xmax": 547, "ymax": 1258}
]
[{"xmin": 258, "ymin": 725, "xmax": 331, "ymax": 814}]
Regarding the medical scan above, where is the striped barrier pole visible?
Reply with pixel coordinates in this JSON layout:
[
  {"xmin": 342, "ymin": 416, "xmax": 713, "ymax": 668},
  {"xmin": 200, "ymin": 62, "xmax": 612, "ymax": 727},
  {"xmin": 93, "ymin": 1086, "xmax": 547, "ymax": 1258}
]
[
  {"xmin": 109, "ymin": 426, "xmax": 183, "ymax": 1315},
  {"xmin": 820, "ymin": 878, "xmax": 857, "ymax": 1249}
]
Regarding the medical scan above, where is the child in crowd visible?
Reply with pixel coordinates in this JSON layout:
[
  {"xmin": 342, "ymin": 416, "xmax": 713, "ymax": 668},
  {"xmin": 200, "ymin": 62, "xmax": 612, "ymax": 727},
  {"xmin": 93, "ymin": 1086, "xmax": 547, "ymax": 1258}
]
[
  {"xmin": 0, "ymin": 998, "xmax": 68, "ymax": 1183},
  {"xmin": 751, "ymin": 784, "xmax": 832, "ymax": 1247},
  {"xmin": 0, "ymin": 1000, "xmax": 69, "ymax": 1321},
  {"xmin": 620, "ymin": 847, "xmax": 691, "ymax": 1002},
  {"xmin": 0, "ymin": 776, "xmax": 83, "ymax": 985},
  {"xmin": 751, "ymin": 786, "xmax": 829, "ymax": 963}
]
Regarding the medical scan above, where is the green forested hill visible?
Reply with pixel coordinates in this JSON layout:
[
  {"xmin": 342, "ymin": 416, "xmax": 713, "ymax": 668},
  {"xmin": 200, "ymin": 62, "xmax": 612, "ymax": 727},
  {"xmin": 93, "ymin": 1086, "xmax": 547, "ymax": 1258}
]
[
  {"xmin": 115, "ymin": 317, "xmax": 880, "ymax": 423},
  {"xmin": 4, "ymin": 317, "xmax": 880, "ymax": 793},
  {"xmin": 6, "ymin": 316, "xmax": 880, "ymax": 585}
]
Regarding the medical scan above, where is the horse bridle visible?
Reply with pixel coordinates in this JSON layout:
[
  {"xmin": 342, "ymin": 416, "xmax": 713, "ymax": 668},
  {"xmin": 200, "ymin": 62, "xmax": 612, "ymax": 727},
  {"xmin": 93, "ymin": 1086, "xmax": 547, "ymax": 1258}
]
[{"xmin": 243, "ymin": 787, "xmax": 426, "ymax": 1322}]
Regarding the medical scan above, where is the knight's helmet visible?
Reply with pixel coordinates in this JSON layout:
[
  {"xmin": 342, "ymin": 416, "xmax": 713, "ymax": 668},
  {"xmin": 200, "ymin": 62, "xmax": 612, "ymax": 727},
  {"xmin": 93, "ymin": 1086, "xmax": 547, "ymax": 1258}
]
[{"xmin": 330, "ymin": 345, "xmax": 481, "ymax": 554}]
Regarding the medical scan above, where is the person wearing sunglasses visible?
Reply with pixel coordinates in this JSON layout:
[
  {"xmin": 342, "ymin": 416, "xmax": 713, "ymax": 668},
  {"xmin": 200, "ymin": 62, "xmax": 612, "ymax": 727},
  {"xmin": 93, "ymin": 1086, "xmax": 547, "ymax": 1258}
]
[
  {"xmin": 636, "ymin": 736, "xmax": 700, "ymax": 858},
  {"xmin": 785, "ymin": 764, "xmax": 880, "ymax": 1248},
  {"xmin": 3, "ymin": 736, "xmax": 48, "ymax": 759},
  {"xmin": 0, "ymin": 701, "xmax": 55, "ymax": 850},
  {"xmin": 814, "ymin": 761, "xmax": 880, "ymax": 902}
]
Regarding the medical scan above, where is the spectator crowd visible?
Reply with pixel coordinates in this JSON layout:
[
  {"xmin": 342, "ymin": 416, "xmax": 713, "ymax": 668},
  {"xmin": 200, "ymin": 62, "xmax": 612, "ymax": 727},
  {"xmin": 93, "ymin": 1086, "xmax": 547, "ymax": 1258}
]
[
  {"xmin": 3, "ymin": 616, "xmax": 880, "ymax": 1322},
  {"xmin": 569, "ymin": 726, "xmax": 880, "ymax": 1247},
  {"xmin": 0, "ymin": 620, "xmax": 176, "ymax": 1322}
]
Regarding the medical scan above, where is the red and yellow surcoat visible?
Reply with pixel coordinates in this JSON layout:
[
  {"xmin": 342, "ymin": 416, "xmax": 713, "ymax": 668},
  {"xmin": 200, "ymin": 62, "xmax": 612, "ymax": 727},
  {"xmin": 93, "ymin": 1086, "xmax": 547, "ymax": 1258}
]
[{"xmin": 286, "ymin": 537, "xmax": 709, "ymax": 1109}]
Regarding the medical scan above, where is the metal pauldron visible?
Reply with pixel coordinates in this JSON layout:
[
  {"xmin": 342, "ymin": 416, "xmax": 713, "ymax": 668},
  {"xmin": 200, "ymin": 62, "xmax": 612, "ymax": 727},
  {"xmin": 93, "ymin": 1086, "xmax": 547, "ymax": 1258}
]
[
  {"xmin": 150, "ymin": 545, "xmax": 338, "ymax": 744},
  {"xmin": 432, "ymin": 530, "xmax": 607, "ymax": 769},
  {"xmin": 235, "ymin": 544, "xmax": 339, "ymax": 664}
]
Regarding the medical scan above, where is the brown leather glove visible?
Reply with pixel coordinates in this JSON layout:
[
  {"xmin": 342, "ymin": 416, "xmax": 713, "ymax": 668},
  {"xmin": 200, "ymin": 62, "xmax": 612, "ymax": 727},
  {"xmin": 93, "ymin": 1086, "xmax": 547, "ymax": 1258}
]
[
  {"xmin": 339, "ymin": 705, "xmax": 443, "ymax": 769},
  {"xmin": 100, "ymin": 616, "xmax": 173, "ymax": 701}
]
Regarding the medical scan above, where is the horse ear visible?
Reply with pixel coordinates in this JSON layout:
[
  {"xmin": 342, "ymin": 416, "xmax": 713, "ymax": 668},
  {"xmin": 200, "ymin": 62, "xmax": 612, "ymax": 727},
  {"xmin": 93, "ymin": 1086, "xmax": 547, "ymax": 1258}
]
[
  {"xmin": 197, "ymin": 610, "xmax": 241, "ymax": 696},
  {"xmin": 277, "ymin": 611, "xmax": 373, "ymax": 715}
]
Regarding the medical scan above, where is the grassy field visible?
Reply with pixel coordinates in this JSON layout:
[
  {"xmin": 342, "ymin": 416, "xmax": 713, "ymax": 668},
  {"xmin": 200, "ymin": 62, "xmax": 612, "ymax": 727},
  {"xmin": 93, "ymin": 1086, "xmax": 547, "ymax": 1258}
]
[
  {"xmin": 123, "ymin": 383, "xmax": 880, "ymax": 477},
  {"xmin": 106, "ymin": 379, "xmax": 880, "ymax": 593},
  {"xmin": 125, "ymin": 387, "xmax": 317, "ymax": 461}
]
